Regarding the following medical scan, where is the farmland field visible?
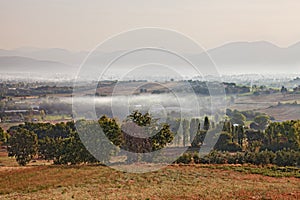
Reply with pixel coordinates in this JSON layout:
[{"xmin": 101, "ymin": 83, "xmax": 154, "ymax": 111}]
[
  {"xmin": 0, "ymin": 150, "xmax": 299, "ymax": 200},
  {"xmin": 0, "ymin": 164, "xmax": 299, "ymax": 200}
]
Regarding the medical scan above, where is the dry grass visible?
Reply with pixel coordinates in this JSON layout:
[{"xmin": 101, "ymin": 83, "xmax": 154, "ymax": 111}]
[
  {"xmin": 229, "ymin": 93, "xmax": 300, "ymax": 120},
  {"xmin": 0, "ymin": 146, "xmax": 299, "ymax": 199},
  {"xmin": 0, "ymin": 164, "xmax": 299, "ymax": 200},
  {"xmin": 259, "ymin": 104, "xmax": 300, "ymax": 121}
]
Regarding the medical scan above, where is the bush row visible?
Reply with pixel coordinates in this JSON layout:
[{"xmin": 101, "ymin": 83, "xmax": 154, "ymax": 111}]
[{"xmin": 175, "ymin": 149, "xmax": 300, "ymax": 167}]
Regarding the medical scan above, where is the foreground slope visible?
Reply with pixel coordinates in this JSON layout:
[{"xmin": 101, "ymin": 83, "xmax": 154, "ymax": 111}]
[{"xmin": 0, "ymin": 164, "xmax": 299, "ymax": 200}]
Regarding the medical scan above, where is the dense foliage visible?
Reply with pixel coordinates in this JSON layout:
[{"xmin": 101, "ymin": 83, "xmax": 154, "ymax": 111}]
[
  {"xmin": 8, "ymin": 128, "xmax": 38, "ymax": 166},
  {"xmin": 6, "ymin": 111, "xmax": 174, "ymax": 166},
  {"xmin": 3, "ymin": 108, "xmax": 300, "ymax": 167},
  {"xmin": 122, "ymin": 111, "xmax": 174, "ymax": 156},
  {"xmin": 175, "ymin": 149, "xmax": 300, "ymax": 167}
]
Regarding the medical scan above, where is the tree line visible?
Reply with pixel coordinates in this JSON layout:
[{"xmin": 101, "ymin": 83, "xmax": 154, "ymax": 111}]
[
  {"xmin": 1, "ymin": 110, "xmax": 299, "ymax": 167},
  {"xmin": 2, "ymin": 111, "xmax": 174, "ymax": 166}
]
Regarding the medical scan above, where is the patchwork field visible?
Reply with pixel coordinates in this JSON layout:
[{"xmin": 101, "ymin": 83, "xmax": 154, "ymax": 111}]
[{"xmin": 229, "ymin": 93, "xmax": 300, "ymax": 120}]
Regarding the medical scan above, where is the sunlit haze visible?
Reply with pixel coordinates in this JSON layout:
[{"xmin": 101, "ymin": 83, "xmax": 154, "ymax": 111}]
[{"xmin": 1, "ymin": 0, "xmax": 300, "ymax": 51}]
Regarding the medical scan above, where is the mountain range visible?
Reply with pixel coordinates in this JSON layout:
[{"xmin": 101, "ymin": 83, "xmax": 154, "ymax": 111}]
[{"xmin": 0, "ymin": 41, "xmax": 299, "ymax": 75}]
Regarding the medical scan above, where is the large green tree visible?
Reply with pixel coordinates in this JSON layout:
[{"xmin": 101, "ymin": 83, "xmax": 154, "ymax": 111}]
[
  {"xmin": 122, "ymin": 111, "xmax": 174, "ymax": 153},
  {"xmin": 250, "ymin": 115, "xmax": 270, "ymax": 131},
  {"xmin": 264, "ymin": 120, "xmax": 300, "ymax": 151},
  {"xmin": 214, "ymin": 132, "xmax": 241, "ymax": 152},
  {"xmin": 230, "ymin": 112, "xmax": 246, "ymax": 125},
  {"xmin": 98, "ymin": 115, "xmax": 123, "ymax": 146},
  {"xmin": 8, "ymin": 128, "xmax": 38, "ymax": 166}
]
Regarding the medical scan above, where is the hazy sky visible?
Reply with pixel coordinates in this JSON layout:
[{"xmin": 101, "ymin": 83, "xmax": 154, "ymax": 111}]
[{"xmin": 1, "ymin": 0, "xmax": 300, "ymax": 51}]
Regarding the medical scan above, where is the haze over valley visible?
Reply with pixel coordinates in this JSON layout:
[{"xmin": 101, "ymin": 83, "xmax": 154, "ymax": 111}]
[{"xmin": 0, "ymin": 41, "xmax": 300, "ymax": 81}]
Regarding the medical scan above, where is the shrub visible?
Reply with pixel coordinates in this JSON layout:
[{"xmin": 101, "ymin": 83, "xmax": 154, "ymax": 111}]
[
  {"xmin": 226, "ymin": 152, "xmax": 246, "ymax": 164},
  {"xmin": 275, "ymin": 149, "xmax": 300, "ymax": 167},
  {"xmin": 175, "ymin": 150, "xmax": 300, "ymax": 167},
  {"xmin": 205, "ymin": 150, "xmax": 227, "ymax": 164},
  {"xmin": 255, "ymin": 150, "xmax": 276, "ymax": 165},
  {"xmin": 192, "ymin": 152, "xmax": 201, "ymax": 164},
  {"xmin": 175, "ymin": 153, "xmax": 192, "ymax": 164}
]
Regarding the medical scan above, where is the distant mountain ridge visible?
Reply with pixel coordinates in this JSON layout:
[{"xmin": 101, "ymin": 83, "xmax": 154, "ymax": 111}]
[
  {"xmin": 0, "ymin": 48, "xmax": 87, "ymax": 66},
  {"xmin": 207, "ymin": 41, "xmax": 300, "ymax": 74},
  {"xmin": 0, "ymin": 41, "xmax": 299, "ymax": 75},
  {"xmin": 0, "ymin": 56, "xmax": 73, "ymax": 74}
]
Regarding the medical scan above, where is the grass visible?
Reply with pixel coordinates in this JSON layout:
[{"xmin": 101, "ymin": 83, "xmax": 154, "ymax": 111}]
[
  {"xmin": 0, "ymin": 164, "xmax": 299, "ymax": 199},
  {"xmin": 0, "ymin": 150, "xmax": 299, "ymax": 199},
  {"xmin": 0, "ymin": 114, "xmax": 72, "ymax": 131},
  {"xmin": 199, "ymin": 164, "xmax": 300, "ymax": 178},
  {"xmin": 0, "ymin": 153, "xmax": 18, "ymax": 167},
  {"xmin": 43, "ymin": 115, "xmax": 72, "ymax": 121}
]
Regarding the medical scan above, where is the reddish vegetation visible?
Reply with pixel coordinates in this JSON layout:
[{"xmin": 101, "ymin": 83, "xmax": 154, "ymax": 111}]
[{"xmin": 0, "ymin": 163, "xmax": 299, "ymax": 199}]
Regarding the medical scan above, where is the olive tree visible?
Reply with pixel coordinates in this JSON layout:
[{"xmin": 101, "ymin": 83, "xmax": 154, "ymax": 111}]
[{"xmin": 8, "ymin": 128, "xmax": 38, "ymax": 166}]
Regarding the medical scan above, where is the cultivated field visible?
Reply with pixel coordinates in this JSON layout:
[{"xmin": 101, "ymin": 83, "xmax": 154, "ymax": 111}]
[{"xmin": 229, "ymin": 93, "xmax": 300, "ymax": 120}]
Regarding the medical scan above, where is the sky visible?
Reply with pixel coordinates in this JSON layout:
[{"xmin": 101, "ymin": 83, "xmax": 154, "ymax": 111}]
[{"xmin": 1, "ymin": 0, "xmax": 300, "ymax": 51}]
